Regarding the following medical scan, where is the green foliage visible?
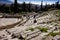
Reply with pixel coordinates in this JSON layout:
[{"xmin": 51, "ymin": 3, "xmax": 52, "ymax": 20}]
[
  {"xmin": 58, "ymin": 18, "xmax": 60, "ymax": 21},
  {"xmin": 29, "ymin": 28, "xmax": 34, "ymax": 31},
  {"xmin": 49, "ymin": 32, "xmax": 57, "ymax": 37},
  {"xmin": 48, "ymin": 32, "xmax": 60, "ymax": 37},
  {"xmin": 40, "ymin": 28, "xmax": 48, "ymax": 32},
  {"xmin": 20, "ymin": 12, "xmax": 27, "ymax": 15},
  {"xmin": 0, "ymin": 0, "xmax": 60, "ymax": 13},
  {"xmin": 56, "ymin": 10, "xmax": 60, "ymax": 15},
  {"xmin": 27, "ymin": 27, "xmax": 34, "ymax": 31},
  {"xmin": 36, "ymin": 27, "xmax": 48, "ymax": 32}
]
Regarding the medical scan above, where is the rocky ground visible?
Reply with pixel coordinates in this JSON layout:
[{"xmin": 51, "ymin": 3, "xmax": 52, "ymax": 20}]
[{"xmin": 0, "ymin": 10, "xmax": 60, "ymax": 40}]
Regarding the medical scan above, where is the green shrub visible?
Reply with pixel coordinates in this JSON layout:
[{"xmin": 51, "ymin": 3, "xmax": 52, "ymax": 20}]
[
  {"xmin": 28, "ymin": 27, "xmax": 34, "ymax": 31},
  {"xmin": 48, "ymin": 32, "xmax": 60, "ymax": 37},
  {"xmin": 56, "ymin": 10, "xmax": 60, "ymax": 15},
  {"xmin": 58, "ymin": 18, "xmax": 60, "ymax": 21},
  {"xmin": 40, "ymin": 28, "xmax": 48, "ymax": 32},
  {"xmin": 49, "ymin": 32, "xmax": 57, "ymax": 37},
  {"xmin": 20, "ymin": 12, "xmax": 28, "ymax": 15},
  {"xmin": 36, "ymin": 27, "xmax": 48, "ymax": 32}
]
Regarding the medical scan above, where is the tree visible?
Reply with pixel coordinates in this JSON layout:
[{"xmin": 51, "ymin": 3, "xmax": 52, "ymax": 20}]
[
  {"xmin": 0, "ymin": 4, "xmax": 10, "ymax": 13},
  {"xmin": 10, "ymin": 4, "xmax": 14, "ymax": 14},
  {"xmin": 44, "ymin": 3, "xmax": 48, "ymax": 11},
  {"xmin": 14, "ymin": 0, "xmax": 18, "ymax": 13},
  {"xmin": 28, "ymin": 2, "xmax": 31, "ymax": 12},
  {"xmin": 22, "ymin": 2, "xmax": 27, "ymax": 12},
  {"xmin": 55, "ymin": 1, "xmax": 59, "ymax": 9},
  {"xmin": 1, "ymin": 4, "xmax": 5, "ymax": 13},
  {"xmin": 40, "ymin": 0, "xmax": 43, "ymax": 11},
  {"xmin": 35, "ymin": 5, "xmax": 38, "ymax": 12}
]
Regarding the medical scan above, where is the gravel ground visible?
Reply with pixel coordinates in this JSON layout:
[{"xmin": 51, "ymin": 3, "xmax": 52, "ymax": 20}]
[{"xmin": 0, "ymin": 10, "xmax": 59, "ymax": 40}]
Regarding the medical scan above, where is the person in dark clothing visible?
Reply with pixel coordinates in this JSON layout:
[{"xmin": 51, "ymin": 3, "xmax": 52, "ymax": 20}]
[{"xmin": 34, "ymin": 19, "xmax": 37, "ymax": 23}]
